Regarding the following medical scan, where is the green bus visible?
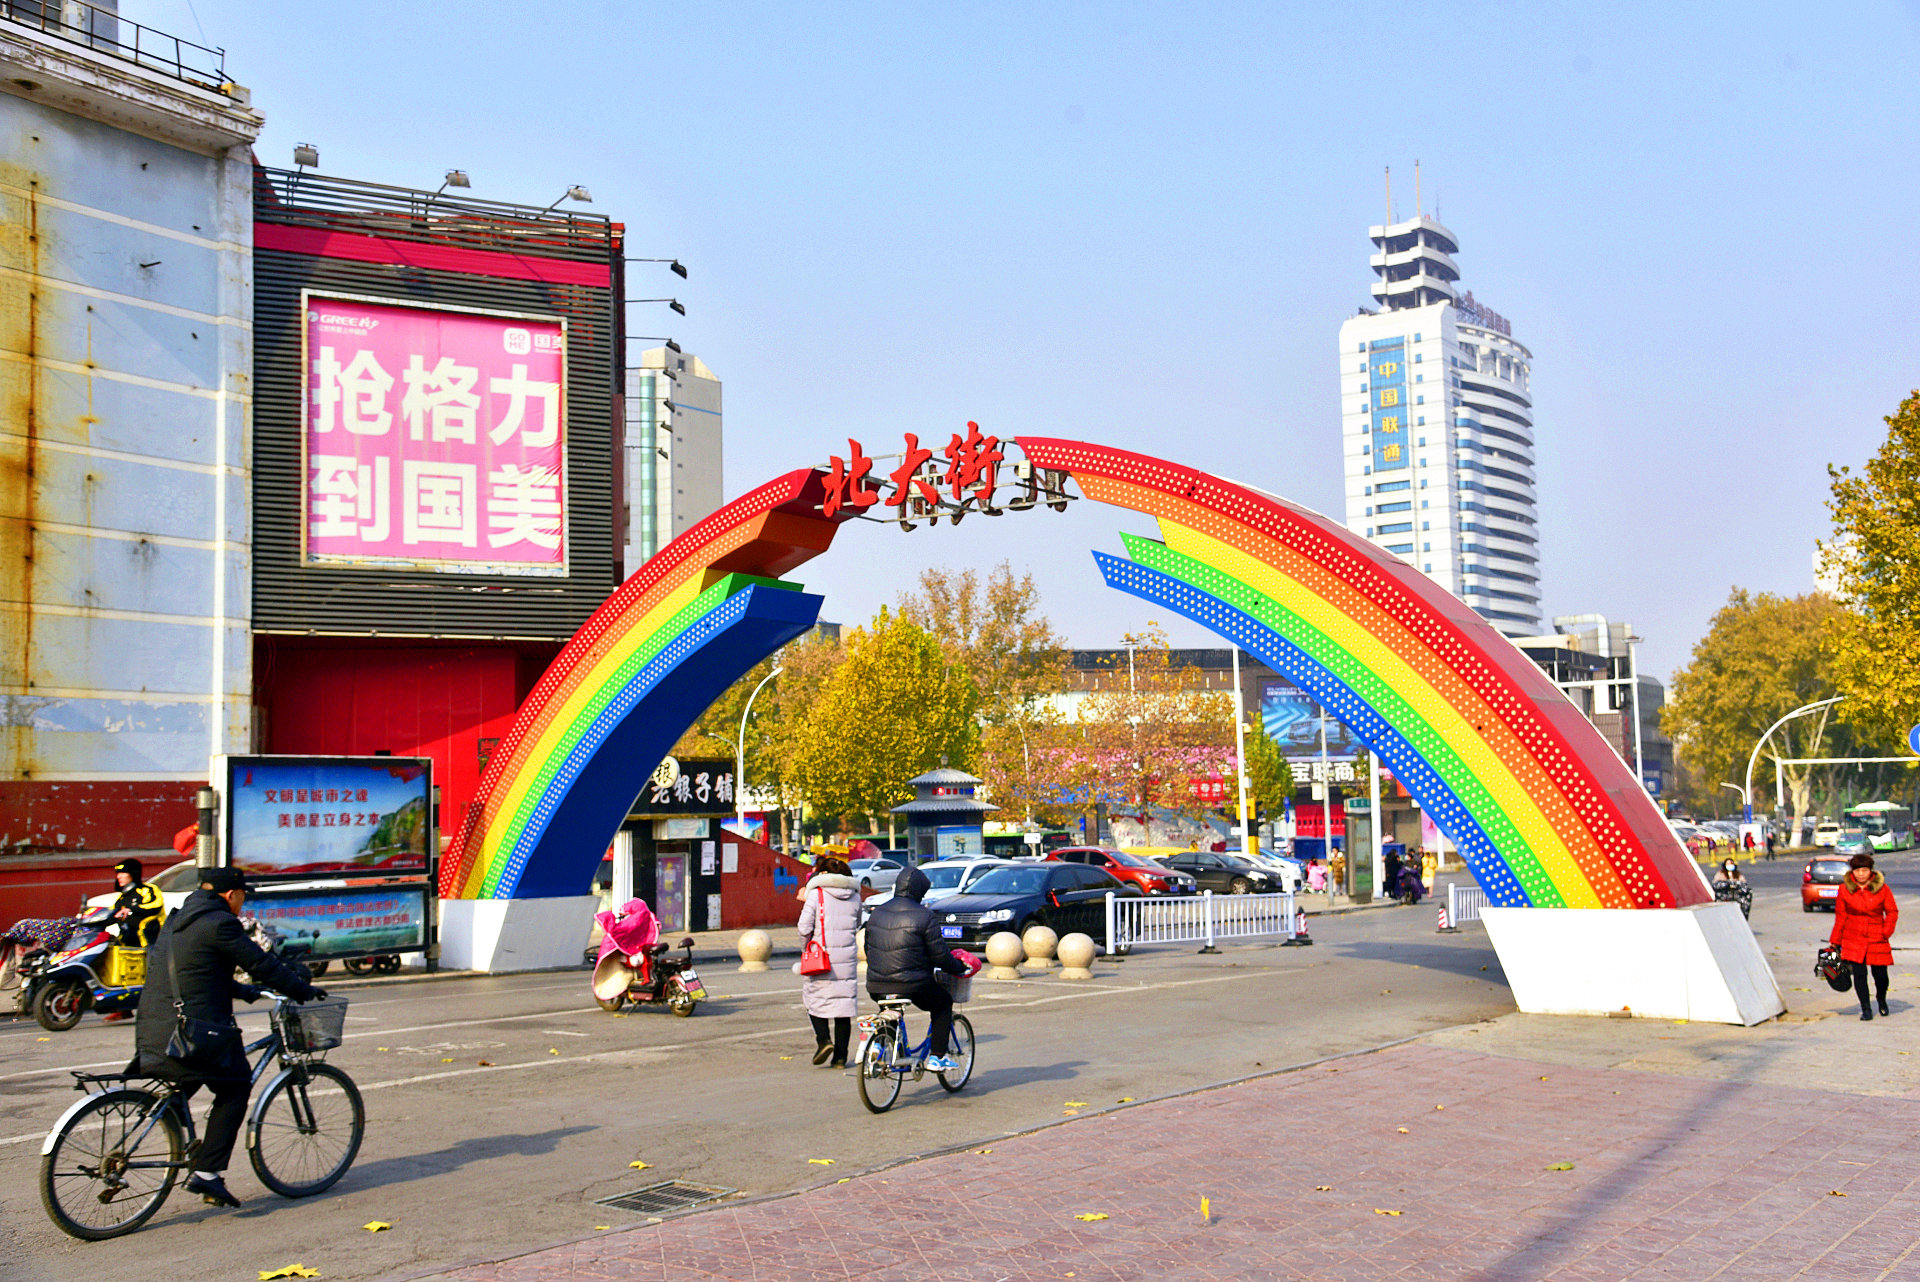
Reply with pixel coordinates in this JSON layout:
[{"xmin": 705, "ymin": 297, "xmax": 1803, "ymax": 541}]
[{"xmin": 1844, "ymin": 802, "xmax": 1914, "ymax": 852}]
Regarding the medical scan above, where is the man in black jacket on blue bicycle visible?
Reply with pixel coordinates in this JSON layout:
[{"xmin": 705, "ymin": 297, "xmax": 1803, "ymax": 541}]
[
  {"xmin": 132, "ymin": 867, "xmax": 323, "ymax": 1209},
  {"xmin": 864, "ymin": 866, "xmax": 969, "ymax": 1071}
]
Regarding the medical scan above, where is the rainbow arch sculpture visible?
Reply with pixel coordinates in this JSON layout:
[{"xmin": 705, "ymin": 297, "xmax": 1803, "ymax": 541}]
[{"xmin": 445, "ymin": 438, "xmax": 1704, "ymax": 915}]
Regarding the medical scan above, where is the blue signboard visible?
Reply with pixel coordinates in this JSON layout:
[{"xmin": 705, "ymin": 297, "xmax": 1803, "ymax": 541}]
[
  {"xmin": 1262, "ymin": 682, "xmax": 1355, "ymax": 754},
  {"xmin": 225, "ymin": 756, "xmax": 433, "ymax": 880},
  {"xmin": 247, "ymin": 885, "xmax": 430, "ymax": 959},
  {"xmin": 1909, "ymin": 724, "xmax": 1920, "ymax": 757},
  {"xmin": 1368, "ymin": 337, "xmax": 1409, "ymax": 473}
]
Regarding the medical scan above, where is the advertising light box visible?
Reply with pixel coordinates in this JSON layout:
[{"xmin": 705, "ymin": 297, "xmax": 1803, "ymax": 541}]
[
  {"xmin": 247, "ymin": 885, "xmax": 431, "ymax": 960},
  {"xmin": 302, "ymin": 292, "xmax": 569, "ymax": 576},
  {"xmin": 224, "ymin": 756, "xmax": 433, "ymax": 880}
]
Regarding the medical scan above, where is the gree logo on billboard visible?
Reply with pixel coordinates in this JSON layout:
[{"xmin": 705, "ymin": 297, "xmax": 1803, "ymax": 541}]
[{"xmin": 301, "ymin": 292, "xmax": 570, "ymax": 577}]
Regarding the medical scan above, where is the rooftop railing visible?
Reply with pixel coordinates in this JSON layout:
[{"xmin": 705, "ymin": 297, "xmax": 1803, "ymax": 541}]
[{"xmin": 0, "ymin": 0, "xmax": 229, "ymax": 94}]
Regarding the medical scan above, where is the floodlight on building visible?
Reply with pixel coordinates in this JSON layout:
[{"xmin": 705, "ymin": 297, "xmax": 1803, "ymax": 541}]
[
  {"xmin": 628, "ymin": 257, "xmax": 690, "ymax": 279},
  {"xmin": 546, "ymin": 185, "xmax": 592, "ymax": 211},
  {"xmin": 293, "ymin": 143, "xmax": 319, "ymax": 169},
  {"xmin": 629, "ymin": 337, "xmax": 682, "ymax": 354}
]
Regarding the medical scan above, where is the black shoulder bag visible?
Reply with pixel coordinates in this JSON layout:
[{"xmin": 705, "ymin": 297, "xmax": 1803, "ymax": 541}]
[{"xmin": 162, "ymin": 917, "xmax": 242, "ymax": 1070}]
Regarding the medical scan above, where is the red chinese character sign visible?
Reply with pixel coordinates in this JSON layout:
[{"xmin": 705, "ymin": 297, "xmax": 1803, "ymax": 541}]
[
  {"xmin": 820, "ymin": 425, "xmax": 1067, "ymax": 527},
  {"xmin": 303, "ymin": 294, "xmax": 569, "ymax": 575}
]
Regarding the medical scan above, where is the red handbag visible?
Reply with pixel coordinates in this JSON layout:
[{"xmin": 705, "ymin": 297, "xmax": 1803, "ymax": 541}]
[{"xmin": 798, "ymin": 889, "xmax": 833, "ymax": 976}]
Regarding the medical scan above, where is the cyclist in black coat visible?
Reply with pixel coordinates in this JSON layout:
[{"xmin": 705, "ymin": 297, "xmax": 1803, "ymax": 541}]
[
  {"xmin": 132, "ymin": 868, "xmax": 322, "ymax": 1208},
  {"xmin": 864, "ymin": 865, "xmax": 968, "ymax": 1070}
]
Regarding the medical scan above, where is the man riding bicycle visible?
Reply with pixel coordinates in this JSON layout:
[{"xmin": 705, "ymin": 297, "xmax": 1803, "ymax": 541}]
[
  {"xmin": 864, "ymin": 866, "xmax": 970, "ymax": 1072},
  {"xmin": 132, "ymin": 867, "xmax": 324, "ymax": 1208}
]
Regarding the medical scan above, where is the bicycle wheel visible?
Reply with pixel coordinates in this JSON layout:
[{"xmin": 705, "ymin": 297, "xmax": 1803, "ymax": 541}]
[
  {"xmin": 248, "ymin": 1062, "xmax": 364, "ymax": 1197},
  {"xmin": 40, "ymin": 1088, "xmax": 183, "ymax": 1240},
  {"xmin": 857, "ymin": 1027, "xmax": 903, "ymax": 1114},
  {"xmin": 937, "ymin": 1013, "xmax": 975, "ymax": 1092}
]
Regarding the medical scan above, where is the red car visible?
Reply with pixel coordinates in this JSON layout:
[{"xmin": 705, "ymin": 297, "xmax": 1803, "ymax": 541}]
[
  {"xmin": 1046, "ymin": 847, "xmax": 1198, "ymax": 896},
  {"xmin": 1803, "ymin": 855, "xmax": 1853, "ymax": 912}
]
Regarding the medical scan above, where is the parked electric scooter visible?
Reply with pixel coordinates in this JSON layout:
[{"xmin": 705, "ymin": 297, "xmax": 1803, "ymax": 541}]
[
  {"xmin": 15, "ymin": 908, "xmax": 145, "ymax": 1031},
  {"xmin": 590, "ymin": 899, "xmax": 705, "ymax": 1016}
]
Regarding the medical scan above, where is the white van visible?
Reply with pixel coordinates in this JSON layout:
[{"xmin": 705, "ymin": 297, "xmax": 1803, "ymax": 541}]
[{"xmin": 1813, "ymin": 821, "xmax": 1843, "ymax": 848}]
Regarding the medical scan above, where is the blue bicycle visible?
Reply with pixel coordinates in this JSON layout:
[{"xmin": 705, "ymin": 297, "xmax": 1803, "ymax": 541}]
[
  {"xmin": 38, "ymin": 995, "xmax": 362, "ymax": 1239},
  {"xmin": 855, "ymin": 997, "xmax": 975, "ymax": 1113}
]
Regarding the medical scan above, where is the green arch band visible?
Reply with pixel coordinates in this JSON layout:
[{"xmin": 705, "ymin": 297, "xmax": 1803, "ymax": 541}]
[{"xmin": 1119, "ymin": 533, "xmax": 1563, "ymax": 907}]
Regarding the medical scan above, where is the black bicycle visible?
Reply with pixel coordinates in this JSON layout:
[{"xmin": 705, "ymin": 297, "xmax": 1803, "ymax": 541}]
[{"xmin": 38, "ymin": 995, "xmax": 363, "ymax": 1240}]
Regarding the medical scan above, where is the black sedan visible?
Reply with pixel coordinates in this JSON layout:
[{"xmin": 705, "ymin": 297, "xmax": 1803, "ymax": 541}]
[
  {"xmin": 1158, "ymin": 850, "xmax": 1284, "ymax": 895},
  {"xmin": 931, "ymin": 863, "xmax": 1142, "ymax": 950}
]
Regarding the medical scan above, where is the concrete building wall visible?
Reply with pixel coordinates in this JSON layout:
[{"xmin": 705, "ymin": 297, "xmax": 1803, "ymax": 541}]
[
  {"xmin": 0, "ymin": 19, "xmax": 260, "ymax": 852},
  {"xmin": 623, "ymin": 346, "xmax": 722, "ymax": 577}
]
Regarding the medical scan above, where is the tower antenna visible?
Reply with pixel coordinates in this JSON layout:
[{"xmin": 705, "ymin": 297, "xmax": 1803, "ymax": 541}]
[{"xmin": 1415, "ymin": 159, "xmax": 1422, "ymax": 218}]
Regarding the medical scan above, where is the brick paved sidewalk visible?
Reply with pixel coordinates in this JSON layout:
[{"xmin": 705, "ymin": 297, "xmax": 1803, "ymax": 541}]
[{"xmin": 421, "ymin": 1043, "xmax": 1920, "ymax": 1282}]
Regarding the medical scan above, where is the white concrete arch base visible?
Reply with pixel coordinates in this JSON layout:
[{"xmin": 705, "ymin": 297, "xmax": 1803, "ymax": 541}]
[{"xmin": 1480, "ymin": 904, "xmax": 1787, "ymax": 1027}]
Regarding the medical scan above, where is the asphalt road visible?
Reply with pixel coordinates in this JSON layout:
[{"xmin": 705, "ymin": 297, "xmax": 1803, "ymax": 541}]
[{"xmin": 0, "ymin": 894, "xmax": 1514, "ymax": 1282}]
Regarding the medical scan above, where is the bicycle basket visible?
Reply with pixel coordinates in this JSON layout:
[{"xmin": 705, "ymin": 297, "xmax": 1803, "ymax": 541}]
[
  {"xmin": 279, "ymin": 996, "xmax": 349, "ymax": 1053},
  {"xmin": 935, "ymin": 970, "xmax": 973, "ymax": 1005}
]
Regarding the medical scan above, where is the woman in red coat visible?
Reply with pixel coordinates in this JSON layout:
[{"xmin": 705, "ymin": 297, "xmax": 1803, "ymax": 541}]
[{"xmin": 1831, "ymin": 852, "xmax": 1898, "ymax": 1020}]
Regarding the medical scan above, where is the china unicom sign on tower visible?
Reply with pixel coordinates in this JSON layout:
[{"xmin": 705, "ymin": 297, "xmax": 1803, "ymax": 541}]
[{"xmin": 1340, "ymin": 171, "xmax": 1541, "ymax": 636}]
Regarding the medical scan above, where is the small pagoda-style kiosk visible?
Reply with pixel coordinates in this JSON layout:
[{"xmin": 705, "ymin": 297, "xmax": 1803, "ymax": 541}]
[{"xmin": 891, "ymin": 763, "xmax": 999, "ymax": 863}]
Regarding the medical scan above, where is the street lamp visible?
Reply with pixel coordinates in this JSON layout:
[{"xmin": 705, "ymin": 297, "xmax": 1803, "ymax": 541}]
[
  {"xmin": 736, "ymin": 666, "xmax": 783, "ymax": 830},
  {"xmin": 627, "ymin": 257, "xmax": 689, "ymax": 279},
  {"xmin": 631, "ymin": 297, "xmax": 686, "ymax": 316},
  {"xmin": 1742, "ymin": 696, "xmax": 1845, "ymax": 823}
]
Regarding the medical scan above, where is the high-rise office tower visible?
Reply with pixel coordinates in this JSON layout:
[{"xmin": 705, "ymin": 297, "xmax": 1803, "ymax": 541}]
[
  {"xmin": 624, "ymin": 346, "xmax": 724, "ymax": 577},
  {"xmin": 1339, "ymin": 213, "xmax": 1542, "ymax": 636}
]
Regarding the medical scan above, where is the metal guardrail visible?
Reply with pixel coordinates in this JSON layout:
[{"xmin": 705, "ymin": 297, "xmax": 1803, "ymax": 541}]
[
  {"xmin": 0, "ymin": 0, "xmax": 229, "ymax": 93},
  {"xmin": 1103, "ymin": 890, "xmax": 1300, "ymax": 955},
  {"xmin": 1445, "ymin": 882, "xmax": 1489, "ymax": 929}
]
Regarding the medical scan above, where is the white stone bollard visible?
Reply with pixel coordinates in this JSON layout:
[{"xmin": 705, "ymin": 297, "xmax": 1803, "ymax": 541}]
[
  {"xmin": 983, "ymin": 931, "xmax": 1025, "ymax": 980},
  {"xmin": 1020, "ymin": 924, "xmax": 1059, "ymax": 973},
  {"xmin": 736, "ymin": 929, "xmax": 772, "ymax": 972},
  {"xmin": 1057, "ymin": 932, "xmax": 1096, "ymax": 981}
]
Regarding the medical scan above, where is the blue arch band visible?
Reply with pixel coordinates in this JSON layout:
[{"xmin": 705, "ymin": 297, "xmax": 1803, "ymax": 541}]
[
  {"xmin": 1092, "ymin": 552, "xmax": 1533, "ymax": 908},
  {"xmin": 499, "ymin": 585, "xmax": 823, "ymax": 899}
]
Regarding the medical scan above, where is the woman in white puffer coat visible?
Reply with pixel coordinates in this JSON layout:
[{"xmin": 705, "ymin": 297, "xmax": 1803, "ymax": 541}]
[{"xmin": 797, "ymin": 856, "xmax": 862, "ymax": 1067}]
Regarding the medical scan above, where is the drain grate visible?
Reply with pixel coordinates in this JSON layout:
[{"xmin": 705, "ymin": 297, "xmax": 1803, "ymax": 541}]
[{"xmin": 596, "ymin": 1181, "xmax": 736, "ymax": 1215}]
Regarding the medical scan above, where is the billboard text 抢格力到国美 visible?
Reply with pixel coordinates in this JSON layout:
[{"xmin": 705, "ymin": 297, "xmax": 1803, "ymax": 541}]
[
  {"xmin": 303, "ymin": 293, "xmax": 568, "ymax": 577},
  {"xmin": 227, "ymin": 758, "xmax": 431, "ymax": 879}
]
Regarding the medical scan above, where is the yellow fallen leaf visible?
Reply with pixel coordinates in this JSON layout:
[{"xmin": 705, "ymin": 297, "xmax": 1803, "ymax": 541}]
[
  {"xmin": 1830, "ymin": 1190, "xmax": 1848, "ymax": 1197},
  {"xmin": 1396, "ymin": 1127, "xmax": 1409, "ymax": 1134},
  {"xmin": 808, "ymin": 1158, "xmax": 834, "ymax": 1165},
  {"xmin": 1545, "ymin": 1162, "xmax": 1574, "ymax": 1171},
  {"xmin": 778, "ymin": 1056, "xmax": 794, "ymax": 1061},
  {"xmin": 1117, "ymin": 1097, "xmax": 1134, "ymax": 1103},
  {"xmin": 478, "ymin": 1060, "xmax": 494, "ymax": 1067},
  {"xmin": 258, "ymin": 1268, "xmax": 320, "ymax": 1281},
  {"xmin": 629, "ymin": 1161, "xmax": 650, "ymax": 1170},
  {"xmin": 974, "ymin": 1148, "xmax": 993, "ymax": 1155},
  {"xmin": 1065, "ymin": 1101, "xmax": 1088, "ymax": 1107},
  {"xmin": 1201, "ymin": 1196, "xmax": 1210, "ymax": 1221},
  {"xmin": 549, "ymin": 1048, "xmax": 559, "ymax": 1055},
  {"xmin": 1314, "ymin": 1186, "xmax": 1333, "ymax": 1192},
  {"xmin": 363, "ymin": 1221, "xmax": 391, "ymax": 1232},
  {"xmin": 595, "ymin": 1225, "xmax": 610, "ymax": 1230},
  {"xmin": 1539, "ymin": 1076, "xmax": 1549, "ymax": 1081},
  {"xmin": 836, "ymin": 1178, "xmax": 850, "ymax": 1184},
  {"xmin": 1074, "ymin": 1213, "xmax": 1109, "ymax": 1222},
  {"xmin": 1374, "ymin": 1208, "xmax": 1402, "ymax": 1216},
  {"xmin": 378, "ymin": 1047, "xmax": 389, "ymax": 1052},
  {"xmin": 441, "ymin": 1058, "xmax": 454, "ymax": 1063},
  {"xmin": 36, "ymin": 1037, "xmax": 49, "ymax": 1042},
  {"xmin": 1434, "ymin": 1104, "xmax": 1444, "ymax": 1110}
]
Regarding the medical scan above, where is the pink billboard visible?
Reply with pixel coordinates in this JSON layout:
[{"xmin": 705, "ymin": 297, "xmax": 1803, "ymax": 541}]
[{"xmin": 303, "ymin": 293, "xmax": 568, "ymax": 575}]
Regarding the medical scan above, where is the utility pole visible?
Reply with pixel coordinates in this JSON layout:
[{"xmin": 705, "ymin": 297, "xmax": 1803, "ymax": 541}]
[
  {"xmin": 1232, "ymin": 648, "xmax": 1251, "ymax": 856},
  {"xmin": 1320, "ymin": 707, "xmax": 1334, "ymax": 896}
]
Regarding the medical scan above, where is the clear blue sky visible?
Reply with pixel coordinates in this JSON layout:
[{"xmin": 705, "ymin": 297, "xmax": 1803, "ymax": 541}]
[{"xmin": 163, "ymin": 1, "xmax": 1920, "ymax": 680}]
